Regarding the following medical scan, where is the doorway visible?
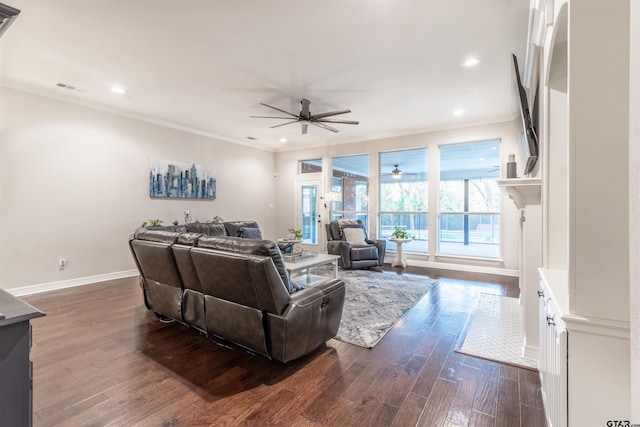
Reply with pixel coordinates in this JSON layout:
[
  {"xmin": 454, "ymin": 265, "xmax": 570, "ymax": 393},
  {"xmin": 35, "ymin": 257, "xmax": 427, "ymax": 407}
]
[{"xmin": 295, "ymin": 177, "xmax": 324, "ymax": 251}]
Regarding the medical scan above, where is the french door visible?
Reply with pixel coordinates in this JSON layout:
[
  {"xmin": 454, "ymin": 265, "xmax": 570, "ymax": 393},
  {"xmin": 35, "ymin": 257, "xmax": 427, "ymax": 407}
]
[{"xmin": 295, "ymin": 177, "xmax": 324, "ymax": 251}]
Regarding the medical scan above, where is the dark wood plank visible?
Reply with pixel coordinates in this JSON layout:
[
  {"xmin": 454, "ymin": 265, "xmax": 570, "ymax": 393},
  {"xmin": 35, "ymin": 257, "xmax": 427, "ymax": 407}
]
[
  {"xmin": 446, "ymin": 364, "xmax": 481, "ymax": 426},
  {"xmin": 22, "ymin": 267, "xmax": 546, "ymax": 427},
  {"xmin": 392, "ymin": 392, "xmax": 428, "ymax": 427},
  {"xmin": 417, "ymin": 378, "xmax": 457, "ymax": 426},
  {"xmin": 472, "ymin": 360, "xmax": 500, "ymax": 417},
  {"xmin": 496, "ymin": 377, "xmax": 521, "ymax": 426}
]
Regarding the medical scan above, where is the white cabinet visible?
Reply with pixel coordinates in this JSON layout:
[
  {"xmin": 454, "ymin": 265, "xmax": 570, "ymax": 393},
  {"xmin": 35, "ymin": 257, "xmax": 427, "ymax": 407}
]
[{"xmin": 537, "ymin": 0, "xmax": 631, "ymax": 425}]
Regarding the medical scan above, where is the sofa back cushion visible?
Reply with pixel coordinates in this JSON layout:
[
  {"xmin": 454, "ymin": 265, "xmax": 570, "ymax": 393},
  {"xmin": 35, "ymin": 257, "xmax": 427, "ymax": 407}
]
[
  {"xmin": 194, "ymin": 236, "xmax": 291, "ymax": 313},
  {"xmin": 186, "ymin": 222, "xmax": 227, "ymax": 236},
  {"xmin": 130, "ymin": 229, "xmax": 182, "ymax": 285},
  {"xmin": 146, "ymin": 225, "xmax": 188, "ymax": 233},
  {"xmin": 223, "ymin": 220, "xmax": 260, "ymax": 237},
  {"xmin": 129, "ymin": 228, "xmax": 184, "ymax": 320},
  {"xmin": 172, "ymin": 232, "xmax": 204, "ymax": 292}
]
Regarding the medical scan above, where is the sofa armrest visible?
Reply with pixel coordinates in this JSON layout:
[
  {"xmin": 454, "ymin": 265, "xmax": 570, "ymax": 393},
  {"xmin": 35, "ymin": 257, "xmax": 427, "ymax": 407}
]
[
  {"xmin": 266, "ymin": 278, "xmax": 346, "ymax": 362},
  {"xmin": 327, "ymin": 240, "xmax": 353, "ymax": 268},
  {"xmin": 337, "ymin": 241, "xmax": 353, "ymax": 269},
  {"xmin": 289, "ymin": 278, "xmax": 344, "ymax": 306},
  {"xmin": 366, "ymin": 238, "xmax": 387, "ymax": 266}
]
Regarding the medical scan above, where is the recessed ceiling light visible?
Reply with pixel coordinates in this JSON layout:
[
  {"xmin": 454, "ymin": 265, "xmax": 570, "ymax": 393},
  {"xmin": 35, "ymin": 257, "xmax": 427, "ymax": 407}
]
[
  {"xmin": 479, "ymin": 157, "xmax": 485, "ymax": 161},
  {"xmin": 279, "ymin": 137, "xmax": 287, "ymax": 143},
  {"xmin": 453, "ymin": 109, "xmax": 464, "ymax": 116},
  {"xmin": 461, "ymin": 57, "xmax": 480, "ymax": 68},
  {"xmin": 110, "ymin": 86, "xmax": 126, "ymax": 95}
]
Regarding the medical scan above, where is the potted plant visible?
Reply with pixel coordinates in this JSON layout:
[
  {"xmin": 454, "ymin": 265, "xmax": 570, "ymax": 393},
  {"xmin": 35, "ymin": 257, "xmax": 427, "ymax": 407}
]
[
  {"xmin": 209, "ymin": 215, "xmax": 224, "ymax": 224},
  {"xmin": 288, "ymin": 228, "xmax": 303, "ymax": 240},
  {"xmin": 391, "ymin": 226, "xmax": 413, "ymax": 239},
  {"xmin": 142, "ymin": 219, "xmax": 164, "ymax": 228}
]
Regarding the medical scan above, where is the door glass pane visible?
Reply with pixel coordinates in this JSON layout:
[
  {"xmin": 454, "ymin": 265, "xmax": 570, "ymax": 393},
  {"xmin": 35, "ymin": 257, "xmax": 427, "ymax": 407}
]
[{"xmin": 301, "ymin": 185, "xmax": 317, "ymax": 244}]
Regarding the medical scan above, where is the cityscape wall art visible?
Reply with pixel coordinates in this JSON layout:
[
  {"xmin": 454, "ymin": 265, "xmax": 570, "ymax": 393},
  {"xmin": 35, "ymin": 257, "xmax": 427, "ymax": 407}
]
[{"xmin": 149, "ymin": 159, "xmax": 216, "ymax": 200}]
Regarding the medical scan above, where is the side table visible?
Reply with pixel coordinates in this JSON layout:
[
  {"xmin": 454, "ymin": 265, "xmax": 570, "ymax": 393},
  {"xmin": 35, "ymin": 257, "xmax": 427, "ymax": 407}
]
[{"xmin": 389, "ymin": 238, "xmax": 412, "ymax": 268}]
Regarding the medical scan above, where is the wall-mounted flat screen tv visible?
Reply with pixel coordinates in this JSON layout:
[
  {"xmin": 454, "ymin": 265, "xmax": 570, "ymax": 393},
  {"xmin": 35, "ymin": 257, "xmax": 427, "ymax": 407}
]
[{"xmin": 512, "ymin": 53, "xmax": 539, "ymax": 176}]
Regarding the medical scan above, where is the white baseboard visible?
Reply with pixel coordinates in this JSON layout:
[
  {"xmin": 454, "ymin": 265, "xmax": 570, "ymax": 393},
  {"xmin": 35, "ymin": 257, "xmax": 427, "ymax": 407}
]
[
  {"xmin": 523, "ymin": 344, "xmax": 539, "ymax": 363},
  {"xmin": 7, "ymin": 269, "xmax": 139, "ymax": 297},
  {"xmin": 384, "ymin": 256, "xmax": 519, "ymax": 277}
]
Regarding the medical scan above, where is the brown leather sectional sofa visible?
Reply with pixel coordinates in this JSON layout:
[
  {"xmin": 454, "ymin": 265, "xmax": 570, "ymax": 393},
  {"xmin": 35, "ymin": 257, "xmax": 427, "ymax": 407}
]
[{"xmin": 129, "ymin": 221, "xmax": 346, "ymax": 363}]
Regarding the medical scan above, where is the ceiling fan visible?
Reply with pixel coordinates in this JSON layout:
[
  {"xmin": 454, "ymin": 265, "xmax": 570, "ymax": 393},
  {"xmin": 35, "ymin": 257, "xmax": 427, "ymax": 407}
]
[
  {"xmin": 382, "ymin": 165, "xmax": 419, "ymax": 179},
  {"xmin": 250, "ymin": 98, "xmax": 359, "ymax": 134}
]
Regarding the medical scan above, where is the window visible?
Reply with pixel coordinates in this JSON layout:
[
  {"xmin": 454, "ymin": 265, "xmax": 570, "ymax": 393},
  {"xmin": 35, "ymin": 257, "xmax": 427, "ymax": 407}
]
[
  {"xmin": 299, "ymin": 159, "xmax": 322, "ymax": 174},
  {"xmin": 330, "ymin": 154, "xmax": 370, "ymax": 228},
  {"xmin": 439, "ymin": 140, "xmax": 500, "ymax": 258},
  {"xmin": 379, "ymin": 148, "xmax": 428, "ymax": 253}
]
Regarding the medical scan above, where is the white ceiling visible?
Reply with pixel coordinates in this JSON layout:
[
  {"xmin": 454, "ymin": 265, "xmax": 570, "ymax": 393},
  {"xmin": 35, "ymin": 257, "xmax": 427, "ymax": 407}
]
[{"xmin": 0, "ymin": 0, "xmax": 530, "ymax": 152}]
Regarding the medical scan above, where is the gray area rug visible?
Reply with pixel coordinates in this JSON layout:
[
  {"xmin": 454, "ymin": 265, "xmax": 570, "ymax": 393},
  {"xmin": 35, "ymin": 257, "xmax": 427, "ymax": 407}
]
[{"xmin": 316, "ymin": 268, "xmax": 438, "ymax": 348}]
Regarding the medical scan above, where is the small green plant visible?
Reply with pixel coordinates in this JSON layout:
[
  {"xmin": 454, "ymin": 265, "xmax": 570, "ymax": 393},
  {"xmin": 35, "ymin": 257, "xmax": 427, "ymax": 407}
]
[
  {"xmin": 288, "ymin": 228, "xmax": 303, "ymax": 240},
  {"xmin": 142, "ymin": 219, "xmax": 164, "ymax": 228},
  {"xmin": 209, "ymin": 215, "xmax": 224, "ymax": 224},
  {"xmin": 391, "ymin": 226, "xmax": 413, "ymax": 239}
]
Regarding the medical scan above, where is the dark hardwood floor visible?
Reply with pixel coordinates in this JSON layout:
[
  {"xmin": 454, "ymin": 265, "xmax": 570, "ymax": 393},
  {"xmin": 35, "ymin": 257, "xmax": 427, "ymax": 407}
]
[{"xmin": 23, "ymin": 266, "xmax": 547, "ymax": 427}]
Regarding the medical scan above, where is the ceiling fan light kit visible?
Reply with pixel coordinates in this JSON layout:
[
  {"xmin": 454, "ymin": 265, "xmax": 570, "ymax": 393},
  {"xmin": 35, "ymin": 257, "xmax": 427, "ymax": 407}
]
[{"xmin": 250, "ymin": 98, "xmax": 359, "ymax": 135}]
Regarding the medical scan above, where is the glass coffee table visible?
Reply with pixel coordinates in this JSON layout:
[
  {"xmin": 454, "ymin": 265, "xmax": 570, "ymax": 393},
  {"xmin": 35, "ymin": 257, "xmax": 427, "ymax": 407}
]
[{"xmin": 284, "ymin": 253, "xmax": 340, "ymax": 286}]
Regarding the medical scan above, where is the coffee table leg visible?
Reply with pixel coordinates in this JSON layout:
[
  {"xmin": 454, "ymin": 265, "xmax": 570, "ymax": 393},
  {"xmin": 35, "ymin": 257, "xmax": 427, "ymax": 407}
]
[{"xmin": 333, "ymin": 260, "xmax": 338, "ymax": 279}]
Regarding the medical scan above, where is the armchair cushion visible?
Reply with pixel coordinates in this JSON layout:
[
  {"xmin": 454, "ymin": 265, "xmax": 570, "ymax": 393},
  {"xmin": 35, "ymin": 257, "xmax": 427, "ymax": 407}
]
[{"xmin": 343, "ymin": 227, "xmax": 367, "ymax": 245}]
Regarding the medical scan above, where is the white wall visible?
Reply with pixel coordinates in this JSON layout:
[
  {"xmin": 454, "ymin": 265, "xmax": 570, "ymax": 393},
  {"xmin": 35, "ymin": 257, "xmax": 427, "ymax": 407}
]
[
  {"xmin": 630, "ymin": 0, "xmax": 639, "ymax": 420},
  {"xmin": 275, "ymin": 119, "xmax": 525, "ymax": 273},
  {"xmin": 0, "ymin": 87, "xmax": 276, "ymax": 290}
]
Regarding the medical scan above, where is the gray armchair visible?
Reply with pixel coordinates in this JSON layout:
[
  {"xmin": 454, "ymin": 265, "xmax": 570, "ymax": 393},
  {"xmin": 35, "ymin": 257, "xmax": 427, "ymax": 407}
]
[{"xmin": 326, "ymin": 219, "xmax": 386, "ymax": 269}]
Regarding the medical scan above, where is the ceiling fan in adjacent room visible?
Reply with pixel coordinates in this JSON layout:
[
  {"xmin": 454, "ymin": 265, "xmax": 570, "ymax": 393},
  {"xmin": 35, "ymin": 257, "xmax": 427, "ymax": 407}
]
[
  {"xmin": 250, "ymin": 98, "xmax": 359, "ymax": 134},
  {"xmin": 382, "ymin": 165, "xmax": 419, "ymax": 179}
]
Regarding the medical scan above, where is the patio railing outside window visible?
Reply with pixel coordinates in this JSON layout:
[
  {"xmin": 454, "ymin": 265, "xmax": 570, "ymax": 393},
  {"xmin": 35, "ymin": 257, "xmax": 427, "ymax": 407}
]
[{"xmin": 379, "ymin": 212, "xmax": 428, "ymax": 252}]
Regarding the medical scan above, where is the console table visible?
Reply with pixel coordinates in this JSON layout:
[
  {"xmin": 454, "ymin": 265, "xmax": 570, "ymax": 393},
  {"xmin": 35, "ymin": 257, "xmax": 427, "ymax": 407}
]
[{"xmin": 0, "ymin": 289, "xmax": 45, "ymax": 427}]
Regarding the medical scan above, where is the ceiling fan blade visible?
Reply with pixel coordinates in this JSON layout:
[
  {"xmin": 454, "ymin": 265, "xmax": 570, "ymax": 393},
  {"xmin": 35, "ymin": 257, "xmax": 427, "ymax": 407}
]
[
  {"xmin": 300, "ymin": 99, "xmax": 311, "ymax": 120},
  {"xmin": 259, "ymin": 103, "xmax": 299, "ymax": 118},
  {"xmin": 250, "ymin": 115, "xmax": 297, "ymax": 119},
  {"xmin": 269, "ymin": 120, "xmax": 300, "ymax": 129},
  {"xmin": 310, "ymin": 109, "xmax": 351, "ymax": 120},
  {"xmin": 311, "ymin": 121, "xmax": 339, "ymax": 133},
  {"xmin": 302, "ymin": 122, "xmax": 308, "ymax": 134},
  {"xmin": 316, "ymin": 119, "xmax": 359, "ymax": 125}
]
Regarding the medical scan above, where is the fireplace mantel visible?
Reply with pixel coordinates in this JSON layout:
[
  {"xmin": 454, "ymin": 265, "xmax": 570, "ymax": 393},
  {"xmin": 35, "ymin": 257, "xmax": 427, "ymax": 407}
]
[{"xmin": 496, "ymin": 178, "xmax": 542, "ymax": 209}]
